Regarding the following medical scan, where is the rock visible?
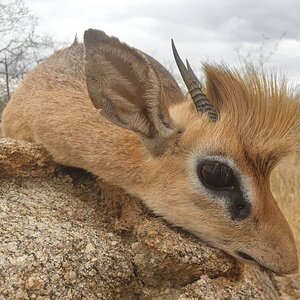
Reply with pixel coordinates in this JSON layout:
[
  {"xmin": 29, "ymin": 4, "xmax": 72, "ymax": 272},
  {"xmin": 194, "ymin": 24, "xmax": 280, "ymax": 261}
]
[
  {"xmin": 0, "ymin": 138, "xmax": 56, "ymax": 178},
  {"xmin": 25, "ymin": 277, "xmax": 45, "ymax": 290},
  {"xmin": 0, "ymin": 137, "xmax": 292, "ymax": 299}
]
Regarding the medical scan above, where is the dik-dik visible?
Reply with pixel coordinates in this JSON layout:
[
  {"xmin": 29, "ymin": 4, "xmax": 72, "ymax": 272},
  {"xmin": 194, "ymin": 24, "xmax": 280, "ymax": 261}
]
[{"xmin": 2, "ymin": 29, "xmax": 299, "ymax": 275}]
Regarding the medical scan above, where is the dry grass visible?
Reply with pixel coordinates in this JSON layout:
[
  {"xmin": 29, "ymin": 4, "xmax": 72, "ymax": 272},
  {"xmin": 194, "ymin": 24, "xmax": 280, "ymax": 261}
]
[
  {"xmin": 271, "ymin": 152, "xmax": 300, "ymax": 298},
  {"xmin": 272, "ymin": 152, "xmax": 300, "ymax": 251}
]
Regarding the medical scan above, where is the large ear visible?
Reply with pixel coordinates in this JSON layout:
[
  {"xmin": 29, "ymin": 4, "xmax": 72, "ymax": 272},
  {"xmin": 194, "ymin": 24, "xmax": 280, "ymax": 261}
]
[{"xmin": 84, "ymin": 29, "xmax": 176, "ymax": 155}]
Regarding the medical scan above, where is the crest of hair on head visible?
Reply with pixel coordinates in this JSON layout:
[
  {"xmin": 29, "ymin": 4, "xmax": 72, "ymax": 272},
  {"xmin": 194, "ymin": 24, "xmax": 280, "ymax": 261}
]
[{"xmin": 202, "ymin": 63, "xmax": 300, "ymax": 174}]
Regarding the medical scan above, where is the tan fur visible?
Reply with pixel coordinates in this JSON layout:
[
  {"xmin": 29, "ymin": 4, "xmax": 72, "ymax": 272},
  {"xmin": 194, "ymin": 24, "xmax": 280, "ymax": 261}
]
[{"xmin": 2, "ymin": 29, "xmax": 300, "ymax": 275}]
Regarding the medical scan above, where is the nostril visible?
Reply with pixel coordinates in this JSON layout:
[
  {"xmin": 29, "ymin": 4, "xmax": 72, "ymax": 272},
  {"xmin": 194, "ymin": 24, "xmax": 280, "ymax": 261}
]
[{"xmin": 236, "ymin": 251, "xmax": 255, "ymax": 262}]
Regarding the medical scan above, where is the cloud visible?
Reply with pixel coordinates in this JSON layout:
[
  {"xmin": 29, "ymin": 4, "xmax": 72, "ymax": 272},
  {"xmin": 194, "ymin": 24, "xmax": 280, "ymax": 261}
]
[{"xmin": 26, "ymin": 0, "xmax": 300, "ymax": 80}]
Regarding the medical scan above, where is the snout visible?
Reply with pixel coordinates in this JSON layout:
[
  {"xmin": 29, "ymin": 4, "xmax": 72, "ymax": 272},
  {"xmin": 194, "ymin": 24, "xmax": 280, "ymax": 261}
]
[
  {"xmin": 258, "ymin": 197, "xmax": 298, "ymax": 275},
  {"xmin": 237, "ymin": 187, "xmax": 299, "ymax": 275},
  {"xmin": 225, "ymin": 198, "xmax": 298, "ymax": 275},
  {"xmin": 238, "ymin": 202, "xmax": 299, "ymax": 275},
  {"xmin": 261, "ymin": 222, "xmax": 299, "ymax": 275}
]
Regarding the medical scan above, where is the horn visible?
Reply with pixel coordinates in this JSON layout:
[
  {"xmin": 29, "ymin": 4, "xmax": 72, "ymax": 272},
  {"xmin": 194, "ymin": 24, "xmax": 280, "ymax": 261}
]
[{"xmin": 171, "ymin": 39, "xmax": 219, "ymax": 122}]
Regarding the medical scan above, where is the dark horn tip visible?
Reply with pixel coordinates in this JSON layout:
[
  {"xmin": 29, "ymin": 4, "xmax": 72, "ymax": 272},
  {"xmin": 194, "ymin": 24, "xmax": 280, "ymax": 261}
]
[
  {"xmin": 171, "ymin": 38, "xmax": 219, "ymax": 122},
  {"xmin": 171, "ymin": 39, "xmax": 177, "ymax": 53}
]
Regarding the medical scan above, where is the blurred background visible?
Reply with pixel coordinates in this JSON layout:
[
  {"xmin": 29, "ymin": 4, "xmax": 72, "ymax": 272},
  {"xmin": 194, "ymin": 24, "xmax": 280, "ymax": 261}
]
[{"xmin": 1, "ymin": 0, "xmax": 300, "ymax": 114}]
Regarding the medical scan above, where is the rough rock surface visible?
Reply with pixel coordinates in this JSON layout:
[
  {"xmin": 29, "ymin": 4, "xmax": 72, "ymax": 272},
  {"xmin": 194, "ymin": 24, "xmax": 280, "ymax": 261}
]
[{"xmin": 0, "ymin": 138, "xmax": 289, "ymax": 299}]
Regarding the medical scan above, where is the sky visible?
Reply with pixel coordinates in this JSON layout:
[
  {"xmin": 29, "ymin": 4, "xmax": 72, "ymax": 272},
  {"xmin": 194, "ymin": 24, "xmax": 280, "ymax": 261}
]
[{"xmin": 26, "ymin": 0, "xmax": 300, "ymax": 82}]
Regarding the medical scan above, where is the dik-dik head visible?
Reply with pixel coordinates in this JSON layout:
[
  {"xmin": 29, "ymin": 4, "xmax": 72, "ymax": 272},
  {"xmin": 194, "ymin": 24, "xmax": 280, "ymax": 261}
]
[{"xmin": 84, "ymin": 29, "xmax": 300, "ymax": 275}]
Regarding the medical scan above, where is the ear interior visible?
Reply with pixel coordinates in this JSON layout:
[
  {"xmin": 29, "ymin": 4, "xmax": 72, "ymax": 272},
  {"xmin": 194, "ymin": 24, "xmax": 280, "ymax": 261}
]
[{"xmin": 84, "ymin": 29, "xmax": 175, "ymax": 149}]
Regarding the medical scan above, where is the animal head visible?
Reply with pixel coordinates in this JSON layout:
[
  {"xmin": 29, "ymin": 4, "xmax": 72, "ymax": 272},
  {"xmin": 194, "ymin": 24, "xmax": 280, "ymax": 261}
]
[{"xmin": 84, "ymin": 29, "xmax": 300, "ymax": 275}]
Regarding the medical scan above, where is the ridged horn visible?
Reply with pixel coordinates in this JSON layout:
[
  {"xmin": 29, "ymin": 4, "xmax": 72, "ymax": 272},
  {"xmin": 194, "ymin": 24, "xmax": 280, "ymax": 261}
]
[{"xmin": 171, "ymin": 39, "xmax": 219, "ymax": 122}]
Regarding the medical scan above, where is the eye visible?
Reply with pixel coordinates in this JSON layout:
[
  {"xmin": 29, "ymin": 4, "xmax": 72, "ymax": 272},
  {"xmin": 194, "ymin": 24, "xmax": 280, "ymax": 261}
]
[{"xmin": 198, "ymin": 161, "xmax": 235, "ymax": 190}]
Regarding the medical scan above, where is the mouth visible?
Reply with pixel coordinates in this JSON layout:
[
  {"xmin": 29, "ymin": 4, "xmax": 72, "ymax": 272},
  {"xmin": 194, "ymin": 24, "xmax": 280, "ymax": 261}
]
[
  {"xmin": 197, "ymin": 236, "xmax": 290, "ymax": 275},
  {"xmin": 235, "ymin": 251, "xmax": 256, "ymax": 262},
  {"xmin": 235, "ymin": 251, "xmax": 280, "ymax": 275}
]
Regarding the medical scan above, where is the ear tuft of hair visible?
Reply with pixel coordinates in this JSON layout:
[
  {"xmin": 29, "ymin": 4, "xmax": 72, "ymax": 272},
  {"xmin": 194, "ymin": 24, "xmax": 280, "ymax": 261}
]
[
  {"xmin": 83, "ymin": 28, "xmax": 179, "ymax": 155},
  {"xmin": 204, "ymin": 64, "xmax": 300, "ymax": 173}
]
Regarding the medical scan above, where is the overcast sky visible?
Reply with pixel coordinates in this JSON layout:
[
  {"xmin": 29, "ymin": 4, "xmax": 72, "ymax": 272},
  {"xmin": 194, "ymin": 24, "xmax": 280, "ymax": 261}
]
[{"xmin": 26, "ymin": 0, "xmax": 300, "ymax": 81}]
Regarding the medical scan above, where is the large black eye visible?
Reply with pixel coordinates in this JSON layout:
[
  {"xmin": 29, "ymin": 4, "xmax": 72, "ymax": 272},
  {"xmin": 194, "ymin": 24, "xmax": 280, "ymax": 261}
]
[{"xmin": 198, "ymin": 161, "xmax": 235, "ymax": 190}]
